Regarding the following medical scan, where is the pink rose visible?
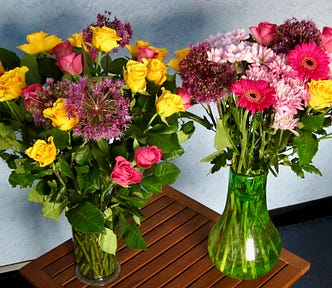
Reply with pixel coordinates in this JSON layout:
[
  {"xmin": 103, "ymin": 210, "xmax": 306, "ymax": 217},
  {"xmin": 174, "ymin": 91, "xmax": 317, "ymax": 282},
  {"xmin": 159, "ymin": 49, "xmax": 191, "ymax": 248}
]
[
  {"xmin": 22, "ymin": 84, "xmax": 43, "ymax": 109},
  {"xmin": 249, "ymin": 21, "xmax": 277, "ymax": 47},
  {"xmin": 51, "ymin": 40, "xmax": 73, "ymax": 59},
  {"xmin": 321, "ymin": 26, "xmax": 332, "ymax": 52},
  {"xmin": 110, "ymin": 156, "xmax": 142, "ymax": 186},
  {"xmin": 134, "ymin": 146, "xmax": 162, "ymax": 169},
  {"xmin": 137, "ymin": 47, "xmax": 158, "ymax": 62},
  {"xmin": 55, "ymin": 53, "xmax": 83, "ymax": 75},
  {"xmin": 177, "ymin": 87, "xmax": 193, "ymax": 110}
]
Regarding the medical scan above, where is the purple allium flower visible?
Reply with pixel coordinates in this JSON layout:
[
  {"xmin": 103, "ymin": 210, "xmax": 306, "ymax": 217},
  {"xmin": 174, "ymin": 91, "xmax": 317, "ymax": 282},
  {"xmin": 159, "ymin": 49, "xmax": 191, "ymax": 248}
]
[
  {"xmin": 272, "ymin": 17, "xmax": 321, "ymax": 54},
  {"xmin": 179, "ymin": 42, "xmax": 236, "ymax": 103},
  {"xmin": 65, "ymin": 76, "xmax": 132, "ymax": 141}
]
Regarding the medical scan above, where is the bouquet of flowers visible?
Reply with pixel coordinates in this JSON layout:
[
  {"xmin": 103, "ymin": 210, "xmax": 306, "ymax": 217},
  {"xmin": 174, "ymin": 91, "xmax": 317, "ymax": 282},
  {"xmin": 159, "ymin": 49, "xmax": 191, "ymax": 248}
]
[
  {"xmin": 170, "ymin": 17, "xmax": 332, "ymax": 177},
  {"xmin": 0, "ymin": 10, "xmax": 194, "ymax": 257},
  {"xmin": 169, "ymin": 17, "xmax": 332, "ymax": 280}
]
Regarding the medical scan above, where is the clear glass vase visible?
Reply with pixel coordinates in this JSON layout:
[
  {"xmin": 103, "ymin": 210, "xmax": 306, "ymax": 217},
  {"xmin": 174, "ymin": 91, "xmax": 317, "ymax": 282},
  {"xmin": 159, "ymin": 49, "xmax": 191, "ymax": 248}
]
[
  {"xmin": 72, "ymin": 228, "xmax": 121, "ymax": 286},
  {"xmin": 208, "ymin": 168, "xmax": 282, "ymax": 280}
]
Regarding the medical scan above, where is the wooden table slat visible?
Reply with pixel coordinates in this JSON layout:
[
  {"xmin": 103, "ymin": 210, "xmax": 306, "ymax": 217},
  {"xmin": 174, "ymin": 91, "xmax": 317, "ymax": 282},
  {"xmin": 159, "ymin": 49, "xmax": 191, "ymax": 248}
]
[{"xmin": 19, "ymin": 185, "xmax": 310, "ymax": 288}]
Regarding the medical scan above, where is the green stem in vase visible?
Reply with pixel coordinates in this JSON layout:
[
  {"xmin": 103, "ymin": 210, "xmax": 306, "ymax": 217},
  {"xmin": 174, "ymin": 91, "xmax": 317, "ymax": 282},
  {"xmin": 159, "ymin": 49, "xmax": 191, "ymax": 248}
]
[{"xmin": 208, "ymin": 168, "xmax": 281, "ymax": 280}]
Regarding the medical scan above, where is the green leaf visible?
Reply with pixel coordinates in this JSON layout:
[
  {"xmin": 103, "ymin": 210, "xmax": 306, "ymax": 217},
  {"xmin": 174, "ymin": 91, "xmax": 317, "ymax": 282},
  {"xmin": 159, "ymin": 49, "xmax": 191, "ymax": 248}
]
[
  {"xmin": 109, "ymin": 57, "xmax": 128, "ymax": 74},
  {"xmin": 72, "ymin": 145, "xmax": 91, "ymax": 165},
  {"xmin": 99, "ymin": 227, "xmax": 117, "ymax": 255},
  {"xmin": 290, "ymin": 161, "xmax": 305, "ymax": 178},
  {"xmin": 66, "ymin": 202, "xmax": 105, "ymax": 233},
  {"xmin": 177, "ymin": 121, "xmax": 195, "ymax": 144},
  {"xmin": 301, "ymin": 114, "xmax": 325, "ymax": 132},
  {"xmin": 147, "ymin": 133, "xmax": 182, "ymax": 155},
  {"xmin": 154, "ymin": 162, "xmax": 180, "ymax": 185},
  {"xmin": 0, "ymin": 48, "xmax": 20, "ymax": 70},
  {"xmin": 56, "ymin": 157, "xmax": 74, "ymax": 178},
  {"xmin": 51, "ymin": 129, "xmax": 70, "ymax": 149},
  {"xmin": 42, "ymin": 199, "xmax": 65, "ymax": 220},
  {"xmin": 122, "ymin": 221, "xmax": 147, "ymax": 250},
  {"xmin": 37, "ymin": 57, "xmax": 63, "ymax": 80},
  {"xmin": 214, "ymin": 117, "xmax": 233, "ymax": 150},
  {"xmin": 294, "ymin": 131, "xmax": 318, "ymax": 165},
  {"xmin": 27, "ymin": 186, "xmax": 45, "ymax": 203},
  {"xmin": 302, "ymin": 163, "xmax": 322, "ymax": 176},
  {"xmin": 201, "ymin": 150, "xmax": 223, "ymax": 163},
  {"xmin": 141, "ymin": 176, "xmax": 163, "ymax": 193},
  {"xmin": 21, "ymin": 54, "xmax": 42, "ymax": 85},
  {"xmin": 210, "ymin": 152, "xmax": 229, "ymax": 173},
  {"xmin": 0, "ymin": 123, "xmax": 22, "ymax": 151},
  {"xmin": 148, "ymin": 124, "xmax": 178, "ymax": 134}
]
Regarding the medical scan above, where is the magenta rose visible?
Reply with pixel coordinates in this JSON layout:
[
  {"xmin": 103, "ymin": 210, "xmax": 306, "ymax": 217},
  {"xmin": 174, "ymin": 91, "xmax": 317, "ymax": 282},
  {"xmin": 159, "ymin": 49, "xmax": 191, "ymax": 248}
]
[
  {"xmin": 321, "ymin": 26, "xmax": 332, "ymax": 52},
  {"xmin": 137, "ymin": 47, "xmax": 158, "ymax": 62},
  {"xmin": 177, "ymin": 87, "xmax": 193, "ymax": 110},
  {"xmin": 110, "ymin": 156, "xmax": 142, "ymax": 186},
  {"xmin": 249, "ymin": 21, "xmax": 277, "ymax": 47},
  {"xmin": 134, "ymin": 146, "xmax": 162, "ymax": 169},
  {"xmin": 56, "ymin": 53, "xmax": 83, "ymax": 75},
  {"xmin": 21, "ymin": 84, "xmax": 43, "ymax": 109},
  {"xmin": 51, "ymin": 40, "xmax": 73, "ymax": 59}
]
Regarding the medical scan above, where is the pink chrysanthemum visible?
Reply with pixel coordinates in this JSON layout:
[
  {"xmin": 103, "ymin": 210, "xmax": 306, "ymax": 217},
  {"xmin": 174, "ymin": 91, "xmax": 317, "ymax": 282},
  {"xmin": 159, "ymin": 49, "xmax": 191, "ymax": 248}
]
[
  {"xmin": 287, "ymin": 43, "xmax": 330, "ymax": 80},
  {"xmin": 271, "ymin": 109, "xmax": 300, "ymax": 136},
  {"xmin": 231, "ymin": 79, "xmax": 276, "ymax": 114}
]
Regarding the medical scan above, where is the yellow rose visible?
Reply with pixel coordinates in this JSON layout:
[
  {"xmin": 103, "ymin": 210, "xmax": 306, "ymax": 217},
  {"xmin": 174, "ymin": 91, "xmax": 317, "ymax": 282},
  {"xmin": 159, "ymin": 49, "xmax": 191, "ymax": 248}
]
[
  {"xmin": 308, "ymin": 79, "xmax": 332, "ymax": 110},
  {"xmin": 168, "ymin": 48, "xmax": 190, "ymax": 71},
  {"xmin": 43, "ymin": 98, "xmax": 79, "ymax": 131},
  {"xmin": 26, "ymin": 136, "xmax": 57, "ymax": 167},
  {"xmin": 0, "ymin": 66, "xmax": 29, "ymax": 101},
  {"xmin": 126, "ymin": 40, "xmax": 168, "ymax": 62},
  {"xmin": 18, "ymin": 31, "xmax": 62, "ymax": 54},
  {"xmin": 68, "ymin": 33, "xmax": 84, "ymax": 48},
  {"xmin": 90, "ymin": 26, "xmax": 121, "ymax": 53},
  {"xmin": 143, "ymin": 58, "xmax": 168, "ymax": 86},
  {"xmin": 156, "ymin": 88, "xmax": 185, "ymax": 122},
  {"xmin": 124, "ymin": 60, "xmax": 147, "ymax": 93}
]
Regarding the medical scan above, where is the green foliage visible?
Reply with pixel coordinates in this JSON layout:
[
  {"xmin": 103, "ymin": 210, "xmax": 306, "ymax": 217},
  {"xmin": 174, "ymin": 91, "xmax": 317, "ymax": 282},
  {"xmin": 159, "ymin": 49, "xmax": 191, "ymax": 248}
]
[
  {"xmin": 66, "ymin": 202, "xmax": 106, "ymax": 233},
  {"xmin": 0, "ymin": 48, "xmax": 20, "ymax": 70}
]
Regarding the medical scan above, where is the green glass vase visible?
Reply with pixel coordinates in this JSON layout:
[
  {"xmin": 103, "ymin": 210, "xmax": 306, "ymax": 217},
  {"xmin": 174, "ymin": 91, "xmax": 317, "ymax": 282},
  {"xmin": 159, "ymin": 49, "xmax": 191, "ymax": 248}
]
[
  {"xmin": 208, "ymin": 168, "xmax": 282, "ymax": 280},
  {"xmin": 72, "ymin": 228, "xmax": 121, "ymax": 286}
]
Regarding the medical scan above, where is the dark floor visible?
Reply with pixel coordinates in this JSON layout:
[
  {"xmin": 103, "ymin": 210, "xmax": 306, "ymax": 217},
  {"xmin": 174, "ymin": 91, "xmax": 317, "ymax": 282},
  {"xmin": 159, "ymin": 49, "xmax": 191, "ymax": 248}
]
[{"xmin": 0, "ymin": 197, "xmax": 331, "ymax": 288}]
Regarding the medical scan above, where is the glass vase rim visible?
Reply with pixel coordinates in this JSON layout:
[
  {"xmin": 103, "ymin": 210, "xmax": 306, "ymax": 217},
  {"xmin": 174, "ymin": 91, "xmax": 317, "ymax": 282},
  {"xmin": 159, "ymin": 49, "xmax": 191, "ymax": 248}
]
[{"xmin": 229, "ymin": 167, "xmax": 268, "ymax": 178}]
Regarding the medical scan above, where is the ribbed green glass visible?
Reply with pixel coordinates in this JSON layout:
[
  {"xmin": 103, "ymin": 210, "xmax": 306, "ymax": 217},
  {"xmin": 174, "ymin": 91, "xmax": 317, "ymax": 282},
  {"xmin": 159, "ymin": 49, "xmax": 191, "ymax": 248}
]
[
  {"xmin": 72, "ymin": 228, "xmax": 120, "ymax": 286},
  {"xmin": 208, "ymin": 168, "xmax": 281, "ymax": 280}
]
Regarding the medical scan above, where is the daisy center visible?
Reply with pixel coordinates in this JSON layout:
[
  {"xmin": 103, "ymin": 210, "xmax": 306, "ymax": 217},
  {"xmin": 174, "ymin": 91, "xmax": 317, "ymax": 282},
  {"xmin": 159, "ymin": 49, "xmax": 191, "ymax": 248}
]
[
  {"xmin": 245, "ymin": 89, "xmax": 262, "ymax": 103},
  {"xmin": 301, "ymin": 56, "xmax": 318, "ymax": 70}
]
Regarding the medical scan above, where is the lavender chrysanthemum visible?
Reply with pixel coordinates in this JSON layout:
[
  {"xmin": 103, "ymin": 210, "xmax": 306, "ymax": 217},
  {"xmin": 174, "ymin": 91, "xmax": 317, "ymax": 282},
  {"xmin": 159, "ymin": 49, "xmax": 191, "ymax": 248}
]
[
  {"xmin": 65, "ymin": 76, "xmax": 131, "ymax": 141},
  {"xmin": 179, "ymin": 42, "xmax": 236, "ymax": 103}
]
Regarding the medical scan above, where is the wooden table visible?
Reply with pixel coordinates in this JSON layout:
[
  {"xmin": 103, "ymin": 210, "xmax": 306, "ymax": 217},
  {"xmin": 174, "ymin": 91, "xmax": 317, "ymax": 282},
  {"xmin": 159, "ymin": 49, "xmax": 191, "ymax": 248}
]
[{"xmin": 19, "ymin": 186, "xmax": 310, "ymax": 287}]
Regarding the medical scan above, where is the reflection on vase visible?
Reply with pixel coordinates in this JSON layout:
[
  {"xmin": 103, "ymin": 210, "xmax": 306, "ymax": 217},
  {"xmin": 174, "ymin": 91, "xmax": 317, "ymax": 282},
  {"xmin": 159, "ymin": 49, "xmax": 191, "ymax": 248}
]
[
  {"xmin": 72, "ymin": 228, "xmax": 121, "ymax": 286},
  {"xmin": 208, "ymin": 168, "xmax": 282, "ymax": 280}
]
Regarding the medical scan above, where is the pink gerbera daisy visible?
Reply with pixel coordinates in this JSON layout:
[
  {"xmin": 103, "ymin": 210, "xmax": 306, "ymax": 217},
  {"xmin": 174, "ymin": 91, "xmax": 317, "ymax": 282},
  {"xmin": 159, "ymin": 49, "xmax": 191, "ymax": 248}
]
[
  {"xmin": 287, "ymin": 43, "xmax": 330, "ymax": 80},
  {"xmin": 231, "ymin": 79, "xmax": 276, "ymax": 114}
]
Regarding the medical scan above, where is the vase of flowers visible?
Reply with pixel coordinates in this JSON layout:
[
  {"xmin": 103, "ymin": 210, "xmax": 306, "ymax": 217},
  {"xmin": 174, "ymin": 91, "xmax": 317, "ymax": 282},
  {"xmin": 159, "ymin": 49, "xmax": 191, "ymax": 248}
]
[
  {"xmin": 208, "ymin": 168, "xmax": 281, "ymax": 280},
  {"xmin": 170, "ymin": 17, "xmax": 332, "ymax": 279},
  {"xmin": 0, "ymin": 11, "xmax": 194, "ymax": 285}
]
